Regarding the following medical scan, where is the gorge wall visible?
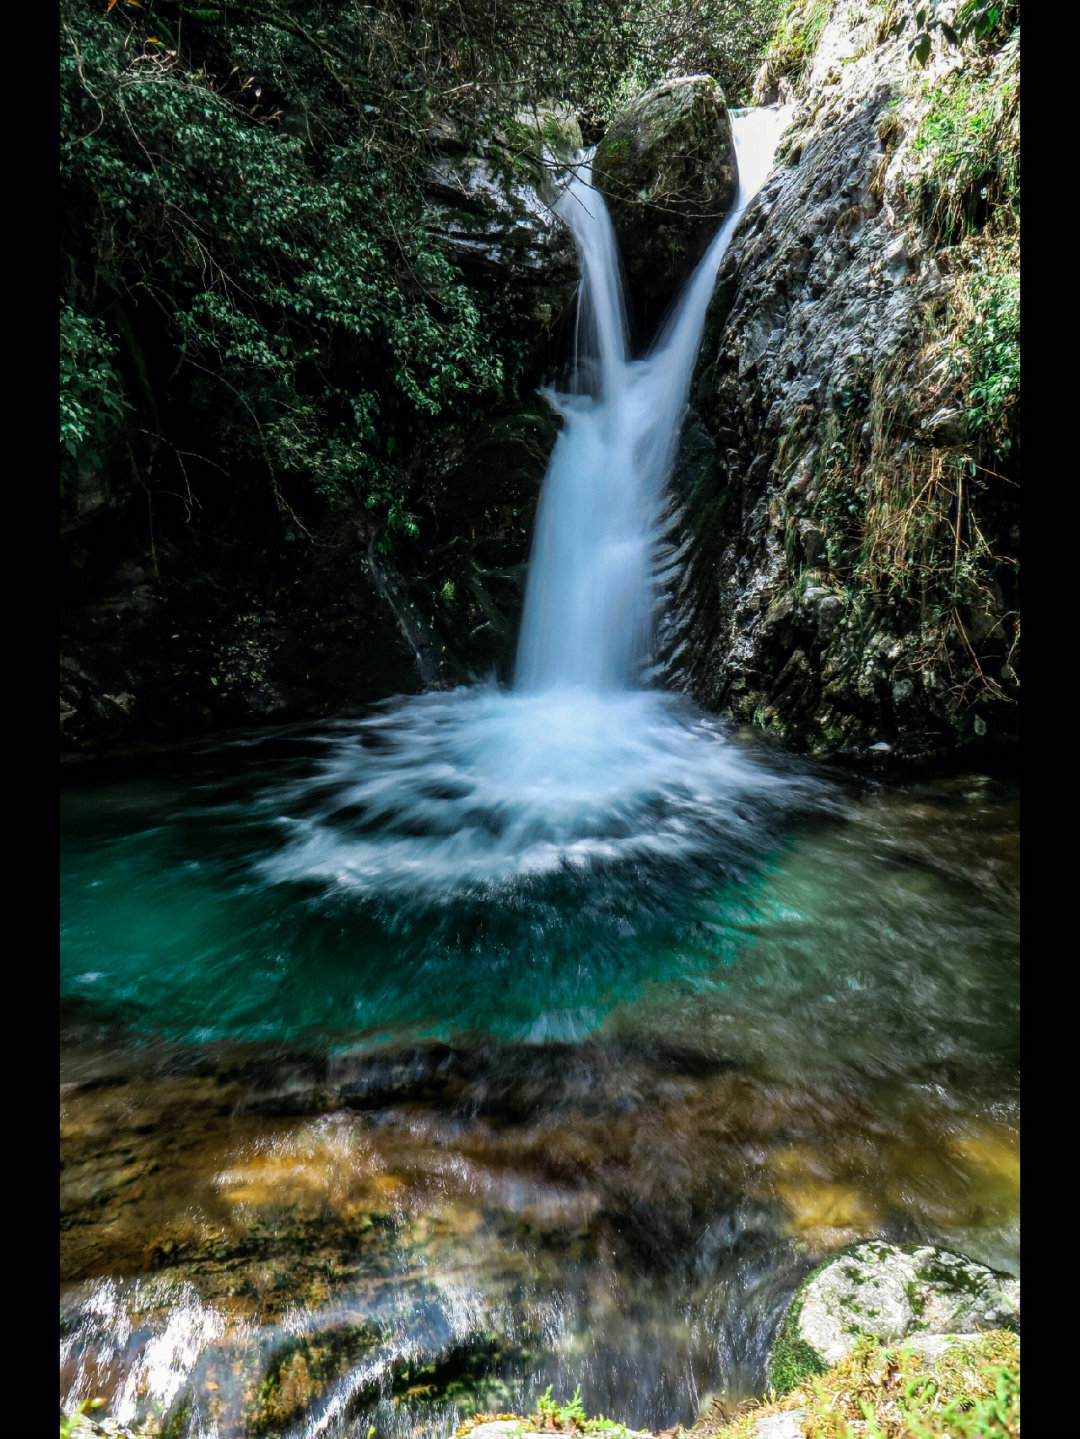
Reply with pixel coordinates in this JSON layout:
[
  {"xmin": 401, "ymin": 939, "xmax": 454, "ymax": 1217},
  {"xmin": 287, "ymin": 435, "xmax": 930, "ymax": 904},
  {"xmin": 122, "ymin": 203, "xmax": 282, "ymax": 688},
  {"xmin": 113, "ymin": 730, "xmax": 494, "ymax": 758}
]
[
  {"xmin": 59, "ymin": 0, "xmax": 582, "ymax": 756},
  {"xmin": 666, "ymin": 0, "xmax": 1019, "ymax": 764}
]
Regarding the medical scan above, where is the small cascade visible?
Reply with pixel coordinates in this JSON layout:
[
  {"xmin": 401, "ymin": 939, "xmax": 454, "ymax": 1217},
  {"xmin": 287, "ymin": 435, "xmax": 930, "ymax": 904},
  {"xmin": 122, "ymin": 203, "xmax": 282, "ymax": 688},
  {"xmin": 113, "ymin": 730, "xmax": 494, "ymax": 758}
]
[{"xmin": 514, "ymin": 106, "xmax": 789, "ymax": 694}]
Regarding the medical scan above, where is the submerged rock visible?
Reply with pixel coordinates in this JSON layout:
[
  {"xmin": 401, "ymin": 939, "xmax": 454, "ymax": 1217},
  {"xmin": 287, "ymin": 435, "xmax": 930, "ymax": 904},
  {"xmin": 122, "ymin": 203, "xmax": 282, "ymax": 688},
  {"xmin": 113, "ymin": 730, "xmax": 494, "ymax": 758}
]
[
  {"xmin": 766, "ymin": 1241, "xmax": 1019, "ymax": 1394},
  {"xmin": 592, "ymin": 76, "xmax": 738, "ymax": 300}
]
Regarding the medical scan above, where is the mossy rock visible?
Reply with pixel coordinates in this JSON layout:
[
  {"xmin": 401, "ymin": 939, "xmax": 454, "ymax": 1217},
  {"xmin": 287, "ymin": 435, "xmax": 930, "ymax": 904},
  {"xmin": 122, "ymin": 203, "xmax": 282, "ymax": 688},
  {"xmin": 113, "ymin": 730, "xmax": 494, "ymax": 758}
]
[
  {"xmin": 249, "ymin": 1322, "xmax": 382, "ymax": 1433},
  {"xmin": 765, "ymin": 1242, "xmax": 1019, "ymax": 1394},
  {"xmin": 766, "ymin": 1292, "xmax": 827, "ymax": 1398},
  {"xmin": 512, "ymin": 101, "xmax": 583, "ymax": 161},
  {"xmin": 423, "ymin": 98, "xmax": 579, "ymax": 323},
  {"xmin": 689, "ymin": 1330, "xmax": 1018, "ymax": 1439},
  {"xmin": 592, "ymin": 76, "xmax": 738, "ymax": 300}
]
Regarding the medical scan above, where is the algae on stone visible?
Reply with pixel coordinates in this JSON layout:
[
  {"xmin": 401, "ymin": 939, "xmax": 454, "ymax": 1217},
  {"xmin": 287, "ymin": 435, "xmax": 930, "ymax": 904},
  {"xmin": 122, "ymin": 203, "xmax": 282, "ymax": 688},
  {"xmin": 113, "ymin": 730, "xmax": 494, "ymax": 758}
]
[{"xmin": 766, "ymin": 1241, "xmax": 1019, "ymax": 1386}]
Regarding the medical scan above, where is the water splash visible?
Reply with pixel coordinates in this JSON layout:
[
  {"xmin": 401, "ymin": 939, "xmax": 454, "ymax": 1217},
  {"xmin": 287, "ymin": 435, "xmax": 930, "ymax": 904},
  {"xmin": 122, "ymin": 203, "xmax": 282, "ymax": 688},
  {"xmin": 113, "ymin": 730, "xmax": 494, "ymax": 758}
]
[
  {"xmin": 259, "ymin": 686, "xmax": 817, "ymax": 898},
  {"xmin": 60, "ymin": 1278, "xmax": 224, "ymax": 1432}
]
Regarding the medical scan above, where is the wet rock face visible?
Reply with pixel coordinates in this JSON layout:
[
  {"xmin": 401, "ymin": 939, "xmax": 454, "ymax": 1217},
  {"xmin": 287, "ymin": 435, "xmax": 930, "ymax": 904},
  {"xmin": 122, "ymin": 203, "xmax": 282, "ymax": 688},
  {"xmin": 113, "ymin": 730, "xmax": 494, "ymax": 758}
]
[
  {"xmin": 669, "ymin": 23, "xmax": 920, "ymax": 754},
  {"xmin": 59, "ymin": 534, "xmax": 426, "ymax": 758},
  {"xmin": 592, "ymin": 76, "xmax": 738, "ymax": 301},
  {"xmin": 61, "ymin": 105, "xmax": 579, "ymax": 761},
  {"xmin": 666, "ymin": 1, "xmax": 1019, "ymax": 765},
  {"xmin": 767, "ymin": 1242, "xmax": 1019, "ymax": 1389},
  {"xmin": 423, "ymin": 103, "xmax": 579, "ymax": 333}
]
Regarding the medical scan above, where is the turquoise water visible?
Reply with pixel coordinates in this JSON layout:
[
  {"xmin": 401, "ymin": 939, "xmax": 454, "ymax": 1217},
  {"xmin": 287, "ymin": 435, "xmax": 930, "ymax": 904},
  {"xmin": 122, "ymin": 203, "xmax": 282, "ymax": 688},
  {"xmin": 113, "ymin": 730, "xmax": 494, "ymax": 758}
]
[
  {"xmin": 61, "ymin": 720, "xmax": 804, "ymax": 1047},
  {"xmin": 61, "ymin": 693, "xmax": 1018, "ymax": 1105}
]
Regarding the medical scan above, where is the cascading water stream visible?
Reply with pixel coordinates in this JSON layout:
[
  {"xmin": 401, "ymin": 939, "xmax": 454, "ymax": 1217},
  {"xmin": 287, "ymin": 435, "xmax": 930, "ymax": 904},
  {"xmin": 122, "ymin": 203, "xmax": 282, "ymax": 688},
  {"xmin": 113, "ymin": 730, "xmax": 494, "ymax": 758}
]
[
  {"xmin": 255, "ymin": 105, "xmax": 816, "ymax": 899},
  {"xmin": 515, "ymin": 107, "xmax": 788, "ymax": 694}
]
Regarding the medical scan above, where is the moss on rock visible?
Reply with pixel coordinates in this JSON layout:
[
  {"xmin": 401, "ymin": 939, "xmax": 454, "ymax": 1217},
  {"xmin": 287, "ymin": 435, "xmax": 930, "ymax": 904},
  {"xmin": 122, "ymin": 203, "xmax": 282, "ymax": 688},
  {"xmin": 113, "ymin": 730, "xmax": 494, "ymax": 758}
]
[
  {"xmin": 592, "ymin": 76, "xmax": 738, "ymax": 299},
  {"xmin": 690, "ymin": 1329, "xmax": 1019, "ymax": 1439},
  {"xmin": 766, "ymin": 1293, "xmax": 827, "ymax": 1398},
  {"xmin": 766, "ymin": 1241, "xmax": 1019, "ymax": 1384}
]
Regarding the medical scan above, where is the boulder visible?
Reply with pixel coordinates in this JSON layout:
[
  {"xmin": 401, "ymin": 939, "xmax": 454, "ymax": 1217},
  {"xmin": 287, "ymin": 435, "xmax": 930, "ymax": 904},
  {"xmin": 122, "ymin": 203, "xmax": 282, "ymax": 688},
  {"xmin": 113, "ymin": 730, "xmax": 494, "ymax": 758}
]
[
  {"xmin": 423, "ymin": 102, "xmax": 580, "ymax": 329},
  {"xmin": 592, "ymin": 76, "xmax": 738, "ymax": 300},
  {"xmin": 511, "ymin": 100, "xmax": 583, "ymax": 157},
  {"xmin": 767, "ymin": 1242, "xmax": 1020, "ymax": 1394}
]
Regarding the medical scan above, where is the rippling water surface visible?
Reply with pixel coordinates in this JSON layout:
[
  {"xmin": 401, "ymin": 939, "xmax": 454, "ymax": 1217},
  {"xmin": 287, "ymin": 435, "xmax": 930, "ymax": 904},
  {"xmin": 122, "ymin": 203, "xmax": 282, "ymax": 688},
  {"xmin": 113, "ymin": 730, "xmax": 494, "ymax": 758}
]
[
  {"xmin": 61, "ymin": 694, "xmax": 1018, "ymax": 1438},
  {"xmin": 63, "ymin": 687, "xmax": 833, "ymax": 1044}
]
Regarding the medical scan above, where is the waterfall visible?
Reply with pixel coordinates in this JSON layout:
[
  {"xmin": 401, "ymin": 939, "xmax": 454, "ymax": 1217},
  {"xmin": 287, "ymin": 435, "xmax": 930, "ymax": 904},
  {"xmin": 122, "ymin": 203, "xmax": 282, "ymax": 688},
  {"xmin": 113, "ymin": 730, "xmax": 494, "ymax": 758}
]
[
  {"xmin": 260, "ymin": 104, "xmax": 817, "ymax": 901},
  {"xmin": 515, "ymin": 107, "xmax": 789, "ymax": 694}
]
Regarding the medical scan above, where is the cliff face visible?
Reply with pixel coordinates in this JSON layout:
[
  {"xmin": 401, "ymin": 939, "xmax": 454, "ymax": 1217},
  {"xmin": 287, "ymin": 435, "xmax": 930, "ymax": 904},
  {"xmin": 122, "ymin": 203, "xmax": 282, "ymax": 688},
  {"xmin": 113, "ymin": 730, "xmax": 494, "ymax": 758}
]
[{"xmin": 669, "ymin": 0, "xmax": 1019, "ymax": 764}]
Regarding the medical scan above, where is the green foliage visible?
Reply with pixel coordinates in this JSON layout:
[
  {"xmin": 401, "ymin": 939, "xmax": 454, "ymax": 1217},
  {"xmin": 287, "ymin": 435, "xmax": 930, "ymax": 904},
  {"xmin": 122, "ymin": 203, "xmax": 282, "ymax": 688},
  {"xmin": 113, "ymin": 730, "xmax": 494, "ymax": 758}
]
[
  {"xmin": 765, "ymin": 0, "xmax": 831, "ymax": 85},
  {"xmin": 60, "ymin": 0, "xmax": 514, "ymax": 544},
  {"xmin": 908, "ymin": 53, "xmax": 1019, "ymax": 246},
  {"xmin": 955, "ymin": 0, "xmax": 1019, "ymax": 44},
  {"xmin": 59, "ymin": 1399, "xmax": 105, "ymax": 1439},
  {"xmin": 893, "ymin": 0, "xmax": 1019, "ymax": 67},
  {"xmin": 60, "ymin": 0, "xmax": 782, "ymax": 559},
  {"xmin": 534, "ymin": 1384, "xmax": 590, "ymax": 1425},
  {"xmin": 694, "ymin": 1333, "xmax": 1018, "ymax": 1439},
  {"xmin": 803, "ymin": 332, "xmax": 1017, "ymax": 709},
  {"xmin": 767, "ymin": 1296, "xmax": 827, "ymax": 1398},
  {"xmin": 519, "ymin": 1385, "xmax": 633, "ymax": 1435},
  {"xmin": 59, "ymin": 301, "xmax": 131, "ymax": 494},
  {"xmin": 804, "ymin": 1339, "xmax": 1020, "ymax": 1439},
  {"xmin": 590, "ymin": 0, "xmax": 786, "ymax": 113},
  {"xmin": 951, "ymin": 257, "xmax": 1019, "ymax": 454}
]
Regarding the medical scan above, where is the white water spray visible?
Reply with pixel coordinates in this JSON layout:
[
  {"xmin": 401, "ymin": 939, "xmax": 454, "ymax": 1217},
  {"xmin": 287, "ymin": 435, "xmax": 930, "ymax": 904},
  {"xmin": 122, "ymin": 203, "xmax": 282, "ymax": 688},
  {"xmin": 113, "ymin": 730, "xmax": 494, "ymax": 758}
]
[{"xmin": 515, "ymin": 107, "xmax": 789, "ymax": 693}]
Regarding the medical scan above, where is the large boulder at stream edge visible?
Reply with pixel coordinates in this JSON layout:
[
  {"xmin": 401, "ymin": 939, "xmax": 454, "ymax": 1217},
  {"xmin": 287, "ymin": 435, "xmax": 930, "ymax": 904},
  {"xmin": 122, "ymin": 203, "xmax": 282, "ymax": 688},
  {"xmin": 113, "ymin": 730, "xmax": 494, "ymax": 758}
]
[
  {"xmin": 766, "ymin": 1242, "xmax": 1020, "ymax": 1396},
  {"xmin": 592, "ymin": 76, "xmax": 738, "ymax": 301}
]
